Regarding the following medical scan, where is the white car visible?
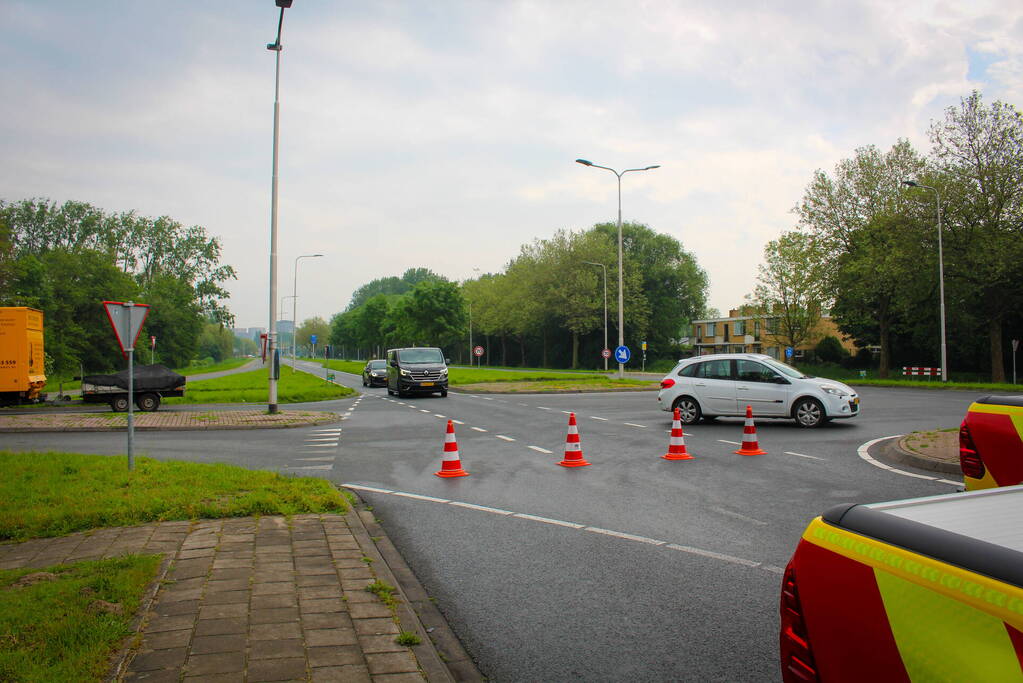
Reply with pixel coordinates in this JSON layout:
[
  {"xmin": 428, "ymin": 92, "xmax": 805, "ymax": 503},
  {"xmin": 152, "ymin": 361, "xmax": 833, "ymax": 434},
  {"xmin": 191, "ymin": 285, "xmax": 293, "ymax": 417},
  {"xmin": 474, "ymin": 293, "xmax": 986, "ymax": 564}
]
[{"xmin": 657, "ymin": 353, "xmax": 859, "ymax": 428}]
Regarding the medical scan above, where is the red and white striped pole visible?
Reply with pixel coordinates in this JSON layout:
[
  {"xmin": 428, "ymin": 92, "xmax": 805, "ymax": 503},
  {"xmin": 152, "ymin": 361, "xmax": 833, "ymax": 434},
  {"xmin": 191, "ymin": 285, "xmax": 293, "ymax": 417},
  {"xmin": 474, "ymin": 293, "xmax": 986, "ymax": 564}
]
[
  {"xmin": 735, "ymin": 405, "xmax": 767, "ymax": 456},
  {"xmin": 435, "ymin": 420, "xmax": 469, "ymax": 477}
]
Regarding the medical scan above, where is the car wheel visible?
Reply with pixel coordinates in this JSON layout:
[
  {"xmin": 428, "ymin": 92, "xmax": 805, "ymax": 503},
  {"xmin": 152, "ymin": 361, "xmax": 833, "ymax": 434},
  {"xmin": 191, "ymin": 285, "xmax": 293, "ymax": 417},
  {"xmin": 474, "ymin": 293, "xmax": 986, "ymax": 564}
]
[
  {"xmin": 671, "ymin": 396, "xmax": 702, "ymax": 425},
  {"xmin": 387, "ymin": 387, "xmax": 394, "ymax": 395},
  {"xmin": 793, "ymin": 398, "xmax": 826, "ymax": 428},
  {"xmin": 440, "ymin": 389, "xmax": 448, "ymax": 397},
  {"xmin": 110, "ymin": 396, "xmax": 129, "ymax": 412},
  {"xmin": 135, "ymin": 393, "xmax": 160, "ymax": 412}
]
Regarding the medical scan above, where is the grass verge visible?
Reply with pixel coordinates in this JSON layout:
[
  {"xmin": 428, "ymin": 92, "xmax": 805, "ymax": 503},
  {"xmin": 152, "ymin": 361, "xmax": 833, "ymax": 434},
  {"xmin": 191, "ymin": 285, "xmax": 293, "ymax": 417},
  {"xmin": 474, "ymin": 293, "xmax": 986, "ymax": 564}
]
[
  {"xmin": 0, "ymin": 451, "xmax": 348, "ymax": 542},
  {"xmin": 0, "ymin": 554, "xmax": 163, "ymax": 682},
  {"xmin": 165, "ymin": 367, "xmax": 355, "ymax": 405}
]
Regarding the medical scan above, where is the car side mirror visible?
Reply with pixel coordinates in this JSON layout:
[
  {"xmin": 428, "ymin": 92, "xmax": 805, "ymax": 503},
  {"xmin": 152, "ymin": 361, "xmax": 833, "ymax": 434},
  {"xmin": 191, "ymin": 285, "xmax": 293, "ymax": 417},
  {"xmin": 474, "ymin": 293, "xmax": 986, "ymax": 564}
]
[
  {"xmin": 445, "ymin": 358, "xmax": 451, "ymax": 364},
  {"xmin": 389, "ymin": 360, "xmax": 398, "ymax": 367}
]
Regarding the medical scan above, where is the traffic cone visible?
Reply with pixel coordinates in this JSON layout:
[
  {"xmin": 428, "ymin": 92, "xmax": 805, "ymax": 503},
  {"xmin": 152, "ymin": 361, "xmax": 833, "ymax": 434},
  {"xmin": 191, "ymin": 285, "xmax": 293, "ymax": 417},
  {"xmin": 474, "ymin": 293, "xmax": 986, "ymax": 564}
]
[
  {"xmin": 435, "ymin": 420, "xmax": 469, "ymax": 477},
  {"xmin": 558, "ymin": 413, "xmax": 591, "ymax": 467},
  {"xmin": 663, "ymin": 408, "xmax": 694, "ymax": 460},
  {"xmin": 735, "ymin": 405, "xmax": 767, "ymax": 456}
]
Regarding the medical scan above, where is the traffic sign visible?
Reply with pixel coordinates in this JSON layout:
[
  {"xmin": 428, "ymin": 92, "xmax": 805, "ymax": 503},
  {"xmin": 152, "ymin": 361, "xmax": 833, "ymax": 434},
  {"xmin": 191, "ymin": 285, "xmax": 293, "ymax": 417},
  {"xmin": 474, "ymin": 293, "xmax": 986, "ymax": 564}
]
[
  {"xmin": 601, "ymin": 348, "xmax": 611, "ymax": 359},
  {"xmin": 473, "ymin": 345, "xmax": 485, "ymax": 357},
  {"xmin": 310, "ymin": 334, "xmax": 318, "ymax": 345},
  {"xmin": 642, "ymin": 341, "xmax": 647, "ymax": 351},
  {"xmin": 615, "ymin": 345, "xmax": 631, "ymax": 363},
  {"xmin": 785, "ymin": 347, "xmax": 794, "ymax": 359},
  {"xmin": 103, "ymin": 301, "xmax": 150, "ymax": 355}
]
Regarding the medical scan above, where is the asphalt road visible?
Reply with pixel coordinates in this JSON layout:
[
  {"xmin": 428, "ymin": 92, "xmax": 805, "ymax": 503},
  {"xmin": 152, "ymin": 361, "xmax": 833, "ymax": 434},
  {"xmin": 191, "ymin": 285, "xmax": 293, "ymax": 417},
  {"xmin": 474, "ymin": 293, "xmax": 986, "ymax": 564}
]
[{"xmin": 4, "ymin": 361, "xmax": 984, "ymax": 681}]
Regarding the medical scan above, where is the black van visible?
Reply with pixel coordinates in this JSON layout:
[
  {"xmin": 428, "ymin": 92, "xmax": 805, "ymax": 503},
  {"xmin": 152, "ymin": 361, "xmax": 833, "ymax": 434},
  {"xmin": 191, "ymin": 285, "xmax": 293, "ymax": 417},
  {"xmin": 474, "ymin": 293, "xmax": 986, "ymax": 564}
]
[{"xmin": 386, "ymin": 347, "xmax": 449, "ymax": 397}]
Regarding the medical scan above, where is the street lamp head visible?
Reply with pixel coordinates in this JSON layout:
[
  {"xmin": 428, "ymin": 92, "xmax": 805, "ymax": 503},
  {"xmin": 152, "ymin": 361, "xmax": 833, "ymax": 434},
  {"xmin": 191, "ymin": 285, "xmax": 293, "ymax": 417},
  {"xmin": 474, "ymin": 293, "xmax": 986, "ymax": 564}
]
[
  {"xmin": 575, "ymin": 159, "xmax": 593, "ymax": 166},
  {"xmin": 275, "ymin": 0, "xmax": 293, "ymax": 8},
  {"xmin": 644, "ymin": 165, "xmax": 661, "ymax": 170}
]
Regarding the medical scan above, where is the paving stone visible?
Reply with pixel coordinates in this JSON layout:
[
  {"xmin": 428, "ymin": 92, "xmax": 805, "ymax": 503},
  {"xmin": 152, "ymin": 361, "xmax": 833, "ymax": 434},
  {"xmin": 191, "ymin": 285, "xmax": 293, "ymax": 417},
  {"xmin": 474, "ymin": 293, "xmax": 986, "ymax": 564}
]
[
  {"xmin": 249, "ymin": 621, "xmax": 303, "ymax": 640},
  {"xmin": 194, "ymin": 617, "xmax": 248, "ymax": 636},
  {"xmin": 306, "ymin": 628, "xmax": 358, "ymax": 647},
  {"xmin": 156, "ymin": 599, "xmax": 200, "ymax": 617},
  {"xmin": 247, "ymin": 656, "xmax": 308, "ymax": 682},
  {"xmin": 352, "ymin": 618, "xmax": 399, "ymax": 636},
  {"xmin": 183, "ymin": 673, "xmax": 243, "ymax": 683},
  {"xmin": 251, "ymin": 607, "xmax": 300, "ymax": 624},
  {"xmin": 310, "ymin": 665, "xmax": 371, "ymax": 683},
  {"xmin": 372, "ymin": 673, "xmax": 427, "ymax": 682},
  {"xmin": 365, "ymin": 651, "xmax": 420, "ymax": 675},
  {"xmin": 302, "ymin": 612, "xmax": 354, "ymax": 630},
  {"xmin": 348, "ymin": 602, "xmax": 391, "ymax": 619},
  {"xmin": 297, "ymin": 585, "xmax": 342, "ymax": 600},
  {"xmin": 252, "ymin": 593, "xmax": 298, "ymax": 610},
  {"xmin": 339, "ymin": 567, "xmax": 373, "ymax": 580},
  {"xmin": 252, "ymin": 581, "xmax": 295, "ymax": 596},
  {"xmin": 146, "ymin": 614, "xmax": 197, "ymax": 634},
  {"xmin": 307, "ymin": 645, "xmax": 364, "ymax": 667},
  {"xmin": 190, "ymin": 633, "xmax": 247, "ymax": 655},
  {"xmin": 204, "ymin": 589, "xmax": 250, "ymax": 605},
  {"xmin": 184, "ymin": 651, "xmax": 246, "ymax": 676},
  {"xmin": 125, "ymin": 668, "xmax": 181, "ymax": 682},
  {"xmin": 296, "ymin": 574, "xmax": 338, "ymax": 587},
  {"xmin": 143, "ymin": 628, "xmax": 192, "ymax": 651},
  {"xmin": 248, "ymin": 637, "xmax": 304, "ymax": 660},
  {"xmin": 300, "ymin": 597, "xmax": 346, "ymax": 614},
  {"xmin": 129, "ymin": 646, "xmax": 188, "ymax": 671},
  {"xmin": 206, "ymin": 578, "xmax": 250, "ymax": 592},
  {"xmin": 199, "ymin": 603, "xmax": 248, "ymax": 620},
  {"xmin": 159, "ymin": 588, "xmax": 203, "ymax": 604},
  {"xmin": 357, "ymin": 634, "xmax": 406, "ymax": 654}
]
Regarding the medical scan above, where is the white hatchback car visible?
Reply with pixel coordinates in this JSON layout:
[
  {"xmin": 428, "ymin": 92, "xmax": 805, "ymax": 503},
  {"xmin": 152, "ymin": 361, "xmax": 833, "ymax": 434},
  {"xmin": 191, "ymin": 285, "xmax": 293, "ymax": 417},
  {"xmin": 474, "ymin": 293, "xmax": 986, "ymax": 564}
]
[{"xmin": 657, "ymin": 353, "xmax": 859, "ymax": 428}]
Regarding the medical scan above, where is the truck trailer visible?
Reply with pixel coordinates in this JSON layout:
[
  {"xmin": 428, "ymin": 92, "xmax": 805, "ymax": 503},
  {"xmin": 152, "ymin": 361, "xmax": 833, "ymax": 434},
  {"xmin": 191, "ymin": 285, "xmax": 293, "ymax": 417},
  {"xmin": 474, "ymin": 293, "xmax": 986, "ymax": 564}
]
[
  {"xmin": 81, "ymin": 364, "xmax": 185, "ymax": 412},
  {"xmin": 0, "ymin": 307, "xmax": 46, "ymax": 404}
]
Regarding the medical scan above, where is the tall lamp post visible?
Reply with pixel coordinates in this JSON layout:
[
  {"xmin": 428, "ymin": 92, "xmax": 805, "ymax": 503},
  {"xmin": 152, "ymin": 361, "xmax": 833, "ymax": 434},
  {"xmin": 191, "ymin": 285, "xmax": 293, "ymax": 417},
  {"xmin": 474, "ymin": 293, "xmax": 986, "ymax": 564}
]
[
  {"xmin": 266, "ymin": 0, "xmax": 294, "ymax": 414},
  {"xmin": 292, "ymin": 253, "xmax": 323, "ymax": 364},
  {"xmin": 575, "ymin": 159, "xmax": 660, "ymax": 378},
  {"xmin": 903, "ymin": 180, "xmax": 947, "ymax": 382},
  {"xmin": 582, "ymin": 261, "xmax": 608, "ymax": 371}
]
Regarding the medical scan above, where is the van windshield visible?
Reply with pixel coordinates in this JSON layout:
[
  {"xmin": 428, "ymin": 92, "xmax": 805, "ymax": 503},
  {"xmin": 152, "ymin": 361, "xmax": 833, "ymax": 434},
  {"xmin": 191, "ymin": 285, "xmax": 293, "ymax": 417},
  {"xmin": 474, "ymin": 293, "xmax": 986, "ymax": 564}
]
[{"xmin": 398, "ymin": 348, "xmax": 444, "ymax": 364}]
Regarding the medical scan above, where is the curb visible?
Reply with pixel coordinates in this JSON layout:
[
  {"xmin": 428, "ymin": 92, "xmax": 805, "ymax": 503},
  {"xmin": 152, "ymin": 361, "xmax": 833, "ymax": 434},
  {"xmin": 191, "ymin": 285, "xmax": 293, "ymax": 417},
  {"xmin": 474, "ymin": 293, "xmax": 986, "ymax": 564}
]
[
  {"xmin": 345, "ymin": 491, "xmax": 483, "ymax": 682},
  {"xmin": 0, "ymin": 411, "xmax": 341, "ymax": 433},
  {"xmin": 882, "ymin": 439, "xmax": 961, "ymax": 475}
]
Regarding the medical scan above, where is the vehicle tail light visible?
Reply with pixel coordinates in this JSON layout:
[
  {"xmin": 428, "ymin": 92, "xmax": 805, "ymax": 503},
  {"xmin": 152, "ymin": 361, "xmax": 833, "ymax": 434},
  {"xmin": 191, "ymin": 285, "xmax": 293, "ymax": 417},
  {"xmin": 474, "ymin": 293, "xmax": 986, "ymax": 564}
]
[
  {"xmin": 959, "ymin": 419, "xmax": 986, "ymax": 479},
  {"xmin": 660, "ymin": 378, "xmax": 676, "ymax": 389},
  {"xmin": 780, "ymin": 562, "xmax": 819, "ymax": 682}
]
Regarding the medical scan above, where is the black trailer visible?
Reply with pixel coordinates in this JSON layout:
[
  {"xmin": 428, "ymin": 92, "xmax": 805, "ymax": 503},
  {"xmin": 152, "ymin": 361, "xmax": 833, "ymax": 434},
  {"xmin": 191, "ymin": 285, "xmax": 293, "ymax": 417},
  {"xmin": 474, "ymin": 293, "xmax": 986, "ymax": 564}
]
[{"xmin": 81, "ymin": 364, "xmax": 185, "ymax": 412}]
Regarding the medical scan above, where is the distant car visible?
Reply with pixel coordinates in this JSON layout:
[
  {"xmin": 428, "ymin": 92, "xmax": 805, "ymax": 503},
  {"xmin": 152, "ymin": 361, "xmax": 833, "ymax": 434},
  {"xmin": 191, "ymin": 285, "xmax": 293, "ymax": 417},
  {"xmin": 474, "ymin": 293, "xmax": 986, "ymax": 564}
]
[
  {"xmin": 657, "ymin": 353, "xmax": 859, "ymax": 428},
  {"xmin": 362, "ymin": 359, "xmax": 388, "ymax": 387}
]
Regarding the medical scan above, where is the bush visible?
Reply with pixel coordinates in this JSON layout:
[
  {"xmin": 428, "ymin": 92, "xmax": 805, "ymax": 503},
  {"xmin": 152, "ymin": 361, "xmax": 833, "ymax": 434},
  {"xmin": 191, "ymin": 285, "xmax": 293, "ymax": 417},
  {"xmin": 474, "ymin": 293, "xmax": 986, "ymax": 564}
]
[{"xmin": 815, "ymin": 336, "xmax": 848, "ymax": 364}]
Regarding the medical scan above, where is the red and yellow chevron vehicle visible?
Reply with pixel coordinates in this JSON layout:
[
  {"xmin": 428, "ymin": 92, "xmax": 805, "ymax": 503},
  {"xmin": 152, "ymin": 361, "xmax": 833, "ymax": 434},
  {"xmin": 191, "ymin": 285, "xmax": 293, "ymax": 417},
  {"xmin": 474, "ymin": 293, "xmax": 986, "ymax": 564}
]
[
  {"xmin": 960, "ymin": 396, "xmax": 1023, "ymax": 490},
  {"xmin": 780, "ymin": 486, "xmax": 1023, "ymax": 682}
]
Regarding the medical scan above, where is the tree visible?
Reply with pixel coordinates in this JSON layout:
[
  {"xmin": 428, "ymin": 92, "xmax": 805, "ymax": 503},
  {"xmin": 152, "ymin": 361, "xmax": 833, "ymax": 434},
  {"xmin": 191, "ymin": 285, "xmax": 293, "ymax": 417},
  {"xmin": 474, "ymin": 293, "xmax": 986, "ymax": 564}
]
[
  {"xmin": 928, "ymin": 92, "xmax": 1023, "ymax": 381},
  {"xmin": 400, "ymin": 280, "xmax": 466, "ymax": 350},
  {"xmin": 144, "ymin": 274, "xmax": 203, "ymax": 368},
  {"xmin": 749, "ymin": 231, "xmax": 829, "ymax": 351},
  {"xmin": 296, "ymin": 317, "xmax": 331, "ymax": 356},
  {"xmin": 196, "ymin": 322, "xmax": 234, "ymax": 362}
]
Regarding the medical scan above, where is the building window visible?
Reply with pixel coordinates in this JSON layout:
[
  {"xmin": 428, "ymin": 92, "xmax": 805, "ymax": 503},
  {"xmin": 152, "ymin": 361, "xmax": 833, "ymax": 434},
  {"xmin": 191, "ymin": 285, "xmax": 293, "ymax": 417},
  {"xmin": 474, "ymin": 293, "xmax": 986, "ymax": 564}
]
[
  {"xmin": 754, "ymin": 321, "xmax": 761, "ymax": 340},
  {"xmin": 695, "ymin": 324, "xmax": 702, "ymax": 338},
  {"xmin": 734, "ymin": 320, "xmax": 744, "ymax": 336},
  {"xmin": 707, "ymin": 322, "xmax": 716, "ymax": 336}
]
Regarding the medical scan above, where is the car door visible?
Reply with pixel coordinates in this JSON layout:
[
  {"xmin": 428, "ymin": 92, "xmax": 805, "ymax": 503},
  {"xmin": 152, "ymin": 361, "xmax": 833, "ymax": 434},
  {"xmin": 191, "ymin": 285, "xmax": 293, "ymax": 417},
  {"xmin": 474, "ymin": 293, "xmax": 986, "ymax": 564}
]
[
  {"xmin": 690, "ymin": 359, "xmax": 736, "ymax": 415},
  {"xmin": 734, "ymin": 359, "xmax": 791, "ymax": 416}
]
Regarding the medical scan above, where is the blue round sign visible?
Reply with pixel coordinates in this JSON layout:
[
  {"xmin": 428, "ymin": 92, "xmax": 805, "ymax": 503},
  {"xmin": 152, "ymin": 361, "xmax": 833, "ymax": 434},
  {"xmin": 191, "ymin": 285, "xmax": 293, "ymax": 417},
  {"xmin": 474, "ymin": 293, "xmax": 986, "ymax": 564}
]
[
  {"xmin": 785, "ymin": 346, "xmax": 793, "ymax": 359},
  {"xmin": 614, "ymin": 345, "xmax": 632, "ymax": 363}
]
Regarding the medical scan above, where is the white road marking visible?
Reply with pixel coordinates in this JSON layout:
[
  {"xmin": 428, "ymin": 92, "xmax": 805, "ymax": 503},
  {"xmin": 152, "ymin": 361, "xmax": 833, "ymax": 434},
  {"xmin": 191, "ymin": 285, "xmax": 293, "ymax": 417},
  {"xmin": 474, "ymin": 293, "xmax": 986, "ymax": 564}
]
[
  {"xmin": 561, "ymin": 411, "xmax": 572, "ymax": 415},
  {"xmin": 538, "ymin": 407, "xmax": 552, "ymax": 411},
  {"xmin": 452, "ymin": 420, "xmax": 465, "ymax": 425},
  {"xmin": 718, "ymin": 440, "xmax": 741, "ymax": 445},
  {"xmin": 434, "ymin": 414, "xmax": 446, "ymax": 418},
  {"xmin": 297, "ymin": 456, "xmax": 336, "ymax": 462},
  {"xmin": 590, "ymin": 416, "xmax": 608, "ymax": 421},
  {"xmin": 710, "ymin": 506, "xmax": 768, "ymax": 526},
  {"xmin": 341, "ymin": 485, "xmax": 774, "ymax": 573},
  {"xmin": 288, "ymin": 465, "xmax": 334, "ymax": 471},
  {"xmin": 306, "ymin": 437, "xmax": 340, "ymax": 442},
  {"xmin": 784, "ymin": 451, "xmax": 825, "ymax": 461},
  {"xmin": 856, "ymin": 436, "xmax": 962, "ymax": 487},
  {"xmin": 624, "ymin": 423, "xmax": 647, "ymax": 428},
  {"xmin": 529, "ymin": 446, "xmax": 553, "ymax": 454},
  {"xmin": 483, "ymin": 397, "xmax": 494, "ymax": 401},
  {"xmin": 471, "ymin": 427, "xmax": 487, "ymax": 432},
  {"xmin": 496, "ymin": 435, "xmax": 515, "ymax": 441},
  {"xmin": 419, "ymin": 409, "xmax": 430, "ymax": 413},
  {"xmin": 301, "ymin": 443, "xmax": 338, "ymax": 448}
]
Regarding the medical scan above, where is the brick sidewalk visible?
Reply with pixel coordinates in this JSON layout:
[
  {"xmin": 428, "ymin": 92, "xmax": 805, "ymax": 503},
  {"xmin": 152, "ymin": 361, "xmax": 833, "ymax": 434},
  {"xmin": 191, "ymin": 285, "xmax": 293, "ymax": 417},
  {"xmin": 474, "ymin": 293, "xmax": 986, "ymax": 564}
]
[
  {"xmin": 0, "ymin": 512, "xmax": 460, "ymax": 682},
  {"xmin": 0, "ymin": 410, "xmax": 339, "ymax": 432}
]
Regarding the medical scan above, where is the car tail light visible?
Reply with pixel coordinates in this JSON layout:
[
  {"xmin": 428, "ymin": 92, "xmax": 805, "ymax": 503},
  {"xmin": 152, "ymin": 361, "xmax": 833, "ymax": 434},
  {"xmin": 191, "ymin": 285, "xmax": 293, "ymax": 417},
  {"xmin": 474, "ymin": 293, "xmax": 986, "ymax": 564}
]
[
  {"xmin": 660, "ymin": 378, "xmax": 676, "ymax": 389},
  {"xmin": 780, "ymin": 562, "xmax": 819, "ymax": 682},
  {"xmin": 959, "ymin": 419, "xmax": 986, "ymax": 479}
]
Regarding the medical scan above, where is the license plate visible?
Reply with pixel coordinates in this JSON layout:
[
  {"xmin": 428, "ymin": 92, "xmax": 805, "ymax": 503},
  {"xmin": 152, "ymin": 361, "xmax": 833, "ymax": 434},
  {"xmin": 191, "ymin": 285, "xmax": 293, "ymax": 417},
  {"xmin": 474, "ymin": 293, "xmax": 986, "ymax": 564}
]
[
  {"xmin": 854, "ymin": 397, "xmax": 860, "ymax": 404},
  {"xmin": 421, "ymin": 382, "xmax": 434, "ymax": 387}
]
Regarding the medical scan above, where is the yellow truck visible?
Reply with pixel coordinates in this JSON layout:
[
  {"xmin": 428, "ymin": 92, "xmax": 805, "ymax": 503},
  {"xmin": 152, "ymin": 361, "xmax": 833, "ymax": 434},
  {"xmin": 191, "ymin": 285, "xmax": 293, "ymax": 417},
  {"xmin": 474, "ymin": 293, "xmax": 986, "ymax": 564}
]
[
  {"xmin": 781, "ymin": 485, "xmax": 1023, "ymax": 682},
  {"xmin": 0, "ymin": 307, "xmax": 46, "ymax": 404}
]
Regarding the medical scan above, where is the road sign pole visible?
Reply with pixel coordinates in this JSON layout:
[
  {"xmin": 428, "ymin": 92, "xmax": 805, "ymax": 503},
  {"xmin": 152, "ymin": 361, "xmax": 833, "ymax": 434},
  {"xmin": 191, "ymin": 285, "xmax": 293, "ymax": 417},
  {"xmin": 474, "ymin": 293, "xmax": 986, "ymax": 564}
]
[{"xmin": 127, "ymin": 346, "xmax": 134, "ymax": 472}]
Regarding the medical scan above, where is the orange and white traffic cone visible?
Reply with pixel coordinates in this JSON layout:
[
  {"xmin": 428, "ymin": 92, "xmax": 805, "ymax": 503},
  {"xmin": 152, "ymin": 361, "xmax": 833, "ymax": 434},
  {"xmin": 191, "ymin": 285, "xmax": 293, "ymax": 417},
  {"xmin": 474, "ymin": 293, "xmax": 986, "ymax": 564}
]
[
  {"xmin": 558, "ymin": 412, "xmax": 591, "ymax": 467},
  {"xmin": 663, "ymin": 407, "xmax": 694, "ymax": 460},
  {"xmin": 435, "ymin": 420, "xmax": 469, "ymax": 477},
  {"xmin": 735, "ymin": 405, "xmax": 767, "ymax": 456}
]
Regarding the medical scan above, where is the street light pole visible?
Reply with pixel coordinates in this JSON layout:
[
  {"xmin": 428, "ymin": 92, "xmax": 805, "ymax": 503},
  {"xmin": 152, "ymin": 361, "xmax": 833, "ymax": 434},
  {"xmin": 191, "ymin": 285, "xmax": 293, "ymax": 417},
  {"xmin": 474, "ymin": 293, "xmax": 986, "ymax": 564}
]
[
  {"xmin": 903, "ymin": 180, "xmax": 947, "ymax": 382},
  {"xmin": 583, "ymin": 261, "xmax": 608, "ymax": 371},
  {"xmin": 576, "ymin": 159, "xmax": 660, "ymax": 378},
  {"xmin": 266, "ymin": 0, "xmax": 293, "ymax": 414},
  {"xmin": 292, "ymin": 253, "xmax": 323, "ymax": 365}
]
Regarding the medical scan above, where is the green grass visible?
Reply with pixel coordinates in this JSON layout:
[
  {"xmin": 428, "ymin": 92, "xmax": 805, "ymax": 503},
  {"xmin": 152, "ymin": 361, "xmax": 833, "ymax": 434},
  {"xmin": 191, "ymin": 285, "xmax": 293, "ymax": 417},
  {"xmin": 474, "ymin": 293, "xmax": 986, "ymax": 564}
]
[
  {"xmin": 0, "ymin": 451, "xmax": 349, "ymax": 542},
  {"xmin": 176, "ymin": 357, "xmax": 252, "ymax": 376},
  {"xmin": 164, "ymin": 367, "xmax": 355, "ymax": 405},
  {"xmin": 323, "ymin": 360, "xmax": 619, "ymax": 386},
  {"xmin": 0, "ymin": 554, "xmax": 163, "ymax": 682}
]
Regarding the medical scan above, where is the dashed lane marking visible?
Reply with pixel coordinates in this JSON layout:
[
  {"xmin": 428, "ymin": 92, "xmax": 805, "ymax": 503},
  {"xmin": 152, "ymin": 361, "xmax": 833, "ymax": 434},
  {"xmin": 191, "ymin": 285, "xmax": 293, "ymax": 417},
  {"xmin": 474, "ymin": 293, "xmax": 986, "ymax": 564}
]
[
  {"xmin": 624, "ymin": 423, "xmax": 647, "ymax": 428},
  {"xmin": 343, "ymin": 485, "xmax": 779, "ymax": 573},
  {"xmin": 471, "ymin": 427, "xmax": 487, "ymax": 432},
  {"xmin": 297, "ymin": 456, "xmax": 336, "ymax": 462},
  {"xmin": 784, "ymin": 451, "xmax": 825, "ymax": 461},
  {"xmin": 496, "ymin": 435, "xmax": 515, "ymax": 441},
  {"xmin": 538, "ymin": 407, "xmax": 552, "ymax": 411},
  {"xmin": 718, "ymin": 440, "xmax": 741, "ymax": 445},
  {"xmin": 590, "ymin": 416, "xmax": 608, "ymax": 421},
  {"xmin": 528, "ymin": 446, "xmax": 553, "ymax": 454}
]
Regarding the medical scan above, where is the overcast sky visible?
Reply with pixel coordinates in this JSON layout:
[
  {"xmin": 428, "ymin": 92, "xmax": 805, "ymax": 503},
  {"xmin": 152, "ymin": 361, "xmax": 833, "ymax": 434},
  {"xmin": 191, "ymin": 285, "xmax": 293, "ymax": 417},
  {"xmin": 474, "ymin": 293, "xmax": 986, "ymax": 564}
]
[{"xmin": 4, "ymin": 1, "xmax": 1022, "ymax": 330}]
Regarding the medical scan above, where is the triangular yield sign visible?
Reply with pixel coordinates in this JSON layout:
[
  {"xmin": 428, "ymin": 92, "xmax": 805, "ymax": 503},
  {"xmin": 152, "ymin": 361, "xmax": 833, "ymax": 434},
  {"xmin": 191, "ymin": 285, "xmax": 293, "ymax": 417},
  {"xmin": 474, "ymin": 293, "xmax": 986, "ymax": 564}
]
[{"xmin": 103, "ymin": 301, "xmax": 150, "ymax": 356}]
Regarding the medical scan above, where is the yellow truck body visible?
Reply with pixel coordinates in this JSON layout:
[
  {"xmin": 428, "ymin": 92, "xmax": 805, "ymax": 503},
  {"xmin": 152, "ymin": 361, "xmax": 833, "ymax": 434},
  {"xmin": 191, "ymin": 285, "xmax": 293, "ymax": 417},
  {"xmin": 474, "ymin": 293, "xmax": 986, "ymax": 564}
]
[{"xmin": 0, "ymin": 307, "xmax": 46, "ymax": 402}]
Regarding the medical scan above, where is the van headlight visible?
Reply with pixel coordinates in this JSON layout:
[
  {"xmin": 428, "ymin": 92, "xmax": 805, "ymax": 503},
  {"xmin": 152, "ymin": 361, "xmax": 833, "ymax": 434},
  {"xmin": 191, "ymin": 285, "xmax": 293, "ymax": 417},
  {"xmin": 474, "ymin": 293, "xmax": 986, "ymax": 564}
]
[
  {"xmin": 400, "ymin": 368, "xmax": 411, "ymax": 377},
  {"xmin": 439, "ymin": 368, "xmax": 448, "ymax": 377}
]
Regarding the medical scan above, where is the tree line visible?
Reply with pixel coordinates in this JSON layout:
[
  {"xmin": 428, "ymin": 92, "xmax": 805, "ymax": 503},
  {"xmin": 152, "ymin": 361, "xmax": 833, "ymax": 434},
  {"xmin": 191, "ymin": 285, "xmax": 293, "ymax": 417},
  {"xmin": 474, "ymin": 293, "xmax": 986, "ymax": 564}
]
[
  {"xmin": 328, "ymin": 223, "xmax": 708, "ymax": 368},
  {"xmin": 750, "ymin": 92, "xmax": 1023, "ymax": 381},
  {"xmin": 0, "ymin": 198, "xmax": 236, "ymax": 374}
]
